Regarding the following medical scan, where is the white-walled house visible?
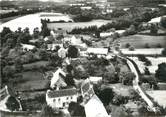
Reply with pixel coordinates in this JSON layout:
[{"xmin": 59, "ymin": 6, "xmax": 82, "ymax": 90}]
[
  {"xmin": 58, "ymin": 47, "xmax": 67, "ymax": 59},
  {"xmin": 46, "ymin": 88, "xmax": 78, "ymax": 109},
  {"xmin": 21, "ymin": 44, "xmax": 35, "ymax": 51},
  {"xmin": 87, "ymin": 48, "xmax": 108, "ymax": 56},
  {"xmin": 63, "ymin": 35, "xmax": 87, "ymax": 48},
  {"xmin": 89, "ymin": 77, "xmax": 102, "ymax": 84}
]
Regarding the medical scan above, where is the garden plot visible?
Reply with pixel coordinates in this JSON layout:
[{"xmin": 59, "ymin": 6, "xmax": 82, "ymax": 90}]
[
  {"xmin": 129, "ymin": 57, "xmax": 166, "ymax": 74},
  {"xmin": 8, "ymin": 71, "xmax": 49, "ymax": 91}
]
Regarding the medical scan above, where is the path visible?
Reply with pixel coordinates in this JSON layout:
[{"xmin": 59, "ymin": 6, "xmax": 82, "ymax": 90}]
[{"xmin": 126, "ymin": 58, "xmax": 158, "ymax": 112}]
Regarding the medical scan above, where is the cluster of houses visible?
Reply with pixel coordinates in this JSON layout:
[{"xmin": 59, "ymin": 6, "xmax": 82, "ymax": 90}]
[
  {"xmin": 0, "ymin": 28, "xmax": 111, "ymax": 116},
  {"xmin": 20, "ymin": 28, "xmax": 106, "ymax": 116},
  {"xmin": 45, "ymin": 67, "xmax": 108, "ymax": 117}
]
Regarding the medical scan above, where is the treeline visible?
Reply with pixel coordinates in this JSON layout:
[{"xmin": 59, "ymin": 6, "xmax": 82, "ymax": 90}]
[
  {"xmin": 69, "ymin": 8, "xmax": 163, "ymax": 35},
  {"xmin": 69, "ymin": 19, "xmax": 135, "ymax": 35},
  {"xmin": 0, "ymin": 8, "xmax": 42, "ymax": 19}
]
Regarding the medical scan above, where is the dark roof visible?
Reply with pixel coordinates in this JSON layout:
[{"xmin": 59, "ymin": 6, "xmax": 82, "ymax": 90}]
[{"xmin": 47, "ymin": 88, "xmax": 78, "ymax": 98}]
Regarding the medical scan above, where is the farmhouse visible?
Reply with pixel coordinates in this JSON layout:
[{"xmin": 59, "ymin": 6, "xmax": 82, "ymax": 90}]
[
  {"xmin": 89, "ymin": 76, "xmax": 102, "ymax": 84},
  {"xmin": 46, "ymin": 88, "xmax": 78, "ymax": 109},
  {"xmin": 87, "ymin": 48, "xmax": 108, "ymax": 55},
  {"xmin": 50, "ymin": 68, "xmax": 67, "ymax": 89},
  {"xmin": 21, "ymin": 44, "xmax": 35, "ymax": 51}
]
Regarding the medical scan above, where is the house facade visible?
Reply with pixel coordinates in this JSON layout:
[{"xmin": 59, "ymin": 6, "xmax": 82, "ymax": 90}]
[{"xmin": 46, "ymin": 88, "xmax": 78, "ymax": 109}]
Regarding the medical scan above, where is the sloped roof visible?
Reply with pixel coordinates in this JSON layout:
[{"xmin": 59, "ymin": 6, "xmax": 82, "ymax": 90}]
[
  {"xmin": 84, "ymin": 95, "xmax": 108, "ymax": 117},
  {"xmin": 50, "ymin": 68, "xmax": 66, "ymax": 88},
  {"xmin": 47, "ymin": 88, "xmax": 78, "ymax": 98},
  {"xmin": 89, "ymin": 77, "xmax": 102, "ymax": 83}
]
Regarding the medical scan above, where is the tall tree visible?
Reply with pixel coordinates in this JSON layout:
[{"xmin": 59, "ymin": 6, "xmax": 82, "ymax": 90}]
[
  {"xmin": 119, "ymin": 71, "xmax": 135, "ymax": 85},
  {"xmin": 155, "ymin": 63, "xmax": 166, "ymax": 82},
  {"xmin": 5, "ymin": 96, "xmax": 20, "ymax": 111},
  {"xmin": 67, "ymin": 45, "xmax": 79, "ymax": 58},
  {"xmin": 160, "ymin": 17, "xmax": 166, "ymax": 29},
  {"xmin": 14, "ymin": 57, "xmax": 23, "ymax": 72}
]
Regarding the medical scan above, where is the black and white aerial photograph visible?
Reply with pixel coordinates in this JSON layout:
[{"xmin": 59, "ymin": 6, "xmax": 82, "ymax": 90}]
[{"xmin": 0, "ymin": 0, "xmax": 166, "ymax": 117}]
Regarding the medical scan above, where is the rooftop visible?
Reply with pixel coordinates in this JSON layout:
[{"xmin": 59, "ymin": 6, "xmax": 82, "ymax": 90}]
[
  {"xmin": 87, "ymin": 48, "xmax": 108, "ymax": 55},
  {"xmin": 47, "ymin": 88, "xmax": 78, "ymax": 98}
]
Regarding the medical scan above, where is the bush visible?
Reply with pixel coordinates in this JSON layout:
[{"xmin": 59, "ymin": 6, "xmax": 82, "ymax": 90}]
[
  {"xmin": 145, "ymin": 43, "xmax": 150, "ymax": 48},
  {"xmin": 162, "ymin": 48, "xmax": 166, "ymax": 56},
  {"xmin": 155, "ymin": 63, "xmax": 166, "ymax": 82},
  {"xmin": 98, "ymin": 88, "xmax": 114, "ymax": 106},
  {"xmin": 160, "ymin": 17, "xmax": 166, "ymax": 29},
  {"xmin": 138, "ymin": 55, "xmax": 146, "ymax": 62},
  {"xmin": 150, "ymin": 24, "xmax": 158, "ymax": 35},
  {"xmin": 5, "ymin": 96, "xmax": 20, "ymax": 111},
  {"xmin": 124, "ymin": 25, "xmax": 137, "ymax": 36},
  {"xmin": 144, "ymin": 60, "xmax": 152, "ymax": 66},
  {"xmin": 68, "ymin": 102, "xmax": 85, "ymax": 117},
  {"xmin": 125, "ymin": 43, "xmax": 131, "ymax": 48},
  {"xmin": 156, "ymin": 43, "xmax": 162, "ymax": 48},
  {"xmin": 67, "ymin": 45, "xmax": 79, "ymax": 58},
  {"xmin": 112, "ymin": 95, "xmax": 126, "ymax": 105},
  {"xmin": 129, "ymin": 46, "xmax": 135, "ymax": 51}
]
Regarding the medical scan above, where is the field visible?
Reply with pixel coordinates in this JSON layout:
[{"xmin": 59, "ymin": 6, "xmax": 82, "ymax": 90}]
[
  {"xmin": 104, "ymin": 83, "xmax": 133, "ymax": 97},
  {"xmin": 146, "ymin": 91, "xmax": 166, "ymax": 108},
  {"xmin": 0, "ymin": 13, "xmax": 42, "ymax": 34},
  {"xmin": 121, "ymin": 48, "xmax": 164, "ymax": 55},
  {"xmin": 129, "ymin": 57, "xmax": 166, "ymax": 74},
  {"xmin": 120, "ymin": 34, "xmax": 166, "ymax": 48},
  {"xmin": 0, "ymin": 15, "xmax": 21, "ymax": 25},
  {"xmin": 0, "ymin": 12, "xmax": 112, "ymax": 34},
  {"xmin": 47, "ymin": 19, "xmax": 112, "ymax": 32},
  {"xmin": 8, "ymin": 71, "xmax": 49, "ymax": 91},
  {"xmin": 23, "ymin": 61, "xmax": 49, "ymax": 70}
]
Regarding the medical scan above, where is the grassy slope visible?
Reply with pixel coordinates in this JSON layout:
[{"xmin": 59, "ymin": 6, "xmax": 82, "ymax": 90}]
[{"xmin": 120, "ymin": 34, "xmax": 166, "ymax": 48}]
